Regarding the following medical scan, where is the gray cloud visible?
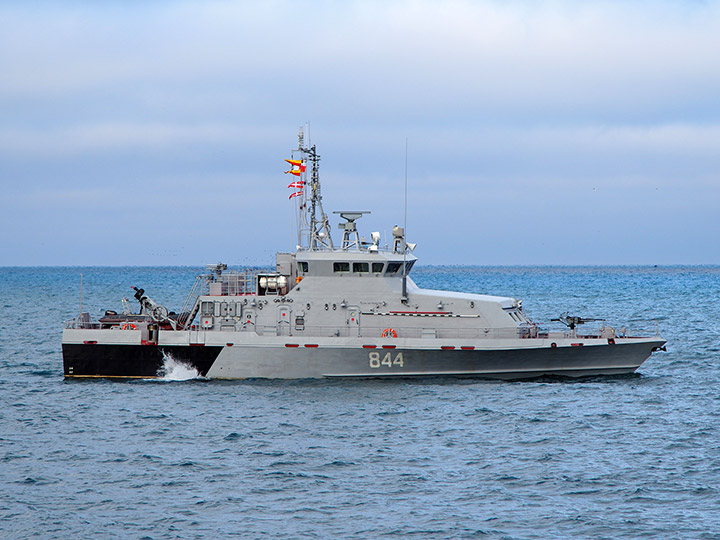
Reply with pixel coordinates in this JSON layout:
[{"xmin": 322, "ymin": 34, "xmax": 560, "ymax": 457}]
[{"xmin": 1, "ymin": 1, "xmax": 718, "ymax": 265}]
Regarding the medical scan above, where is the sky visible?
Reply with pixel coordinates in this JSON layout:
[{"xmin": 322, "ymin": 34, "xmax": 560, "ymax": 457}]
[{"xmin": 1, "ymin": 0, "xmax": 719, "ymax": 266}]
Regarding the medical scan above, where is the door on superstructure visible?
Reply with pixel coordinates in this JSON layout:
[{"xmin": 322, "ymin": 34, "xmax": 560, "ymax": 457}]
[
  {"xmin": 346, "ymin": 306, "xmax": 361, "ymax": 337},
  {"xmin": 277, "ymin": 306, "xmax": 292, "ymax": 336}
]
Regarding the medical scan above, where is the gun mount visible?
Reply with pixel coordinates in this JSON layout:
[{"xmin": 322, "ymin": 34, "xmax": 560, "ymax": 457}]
[
  {"xmin": 551, "ymin": 312, "xmax": 604, "ymax": 330},
  {"xmin": 131, "ymin": 286, "xmax": 172, "ymax": 327}
]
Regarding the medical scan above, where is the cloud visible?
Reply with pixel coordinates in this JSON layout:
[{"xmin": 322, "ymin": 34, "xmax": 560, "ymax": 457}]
[
  {"xmin": 1, "ymin": 1, "xmax": 719, "ymax": 265},
  {"xmin": 3, "ymin": 1, "xmax": 719, "ymax": 116},
  {"xmin": 0, "ymin": 123, "xmax": 274, "ymax": 157}
]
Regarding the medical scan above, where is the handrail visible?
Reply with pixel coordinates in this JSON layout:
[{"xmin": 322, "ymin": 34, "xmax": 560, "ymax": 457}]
[
  {"xmin": 250, "ymin": 324, "xmax": 540, "ymax": 340},
  {"xmin": 176, "ymin": 275, "xmax": 203, "ymax": 329}
]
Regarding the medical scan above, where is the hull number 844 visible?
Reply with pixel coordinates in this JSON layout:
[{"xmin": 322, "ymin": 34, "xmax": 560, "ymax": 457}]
[{"xmin": 369, "ymin": 351, "xmax": 404, "ymax": 369}]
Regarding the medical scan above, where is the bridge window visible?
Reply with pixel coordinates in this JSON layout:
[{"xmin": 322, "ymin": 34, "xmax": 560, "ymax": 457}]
[
  {"xmin": 372, "ymin": 262, "xmax": 384, "ymax": 273},
  {"xmin": 353, "ymin": 262, "xmax": 369, "ymax": 273},
  {"xmin": 333, "ymin": 262, "xmax": 350, "ymax": 272},
  {"xmin": 385, "ymin": 262, "xmax": 402, "ymax": 275},
  {"xmin": 298, "ymin": 262, "xmax": 308, "ymax": 273}
]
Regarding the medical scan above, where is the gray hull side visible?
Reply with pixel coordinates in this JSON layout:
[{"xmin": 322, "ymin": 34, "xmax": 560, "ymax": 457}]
[{"xmin": 206, "ymin": 339, "xmax": 663, "ymax": 379}]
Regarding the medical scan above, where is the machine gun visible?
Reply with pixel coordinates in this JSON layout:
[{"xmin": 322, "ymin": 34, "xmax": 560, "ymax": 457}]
[
  {"xmin": 131, "ymin": 286, "xmax": 171, "ymax": 325},
  {"xmin": 551, "ymin": 312, "xmax": 604, "ymax": 330}
]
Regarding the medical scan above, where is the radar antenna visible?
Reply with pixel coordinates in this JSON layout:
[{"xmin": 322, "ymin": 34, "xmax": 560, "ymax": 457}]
[{"xmin": 334, "ymin": 211, "xmax": 370, "ymax": 250}]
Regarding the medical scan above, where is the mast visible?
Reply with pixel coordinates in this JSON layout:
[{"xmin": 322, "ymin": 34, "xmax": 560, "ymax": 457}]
[{"xmin": 291, "ymin": 127, "xmax": 334, "ymax": 251}]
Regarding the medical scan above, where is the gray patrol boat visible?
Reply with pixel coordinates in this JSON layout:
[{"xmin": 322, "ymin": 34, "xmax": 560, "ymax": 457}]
[{"xmin": 62, "ymin": 130, "xmax": 666, "ymax": 379}]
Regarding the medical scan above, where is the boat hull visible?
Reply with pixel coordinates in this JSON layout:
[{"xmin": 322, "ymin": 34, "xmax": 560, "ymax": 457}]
[
  {"xmin": 62, "ymin": 343, "xmax": 223, "ymax": 378},
  {"xmin": 62, "ymin": 329, "xmax": 665, "ymax": 380}
]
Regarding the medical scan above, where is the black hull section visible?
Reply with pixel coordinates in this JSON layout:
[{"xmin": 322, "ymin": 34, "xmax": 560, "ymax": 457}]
[{"xmin": 62, "ymin": 344, "xmax": 223, "ymax": 378}]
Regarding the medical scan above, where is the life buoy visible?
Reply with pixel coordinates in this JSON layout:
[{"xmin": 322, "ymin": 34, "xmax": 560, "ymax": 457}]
[
  {"xmin": 121, "ymin": 322, "xmax": 137, "ymax": 330},
  {"xmin": 381, "ymin": 328, "xmax": 397, "ymax": 338}
]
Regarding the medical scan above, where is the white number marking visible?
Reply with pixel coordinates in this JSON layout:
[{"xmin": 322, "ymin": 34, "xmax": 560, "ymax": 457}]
[
  {"xmin": 369, "ymin": 352, "xmax": 380, "ymax": 368},
  {"xmin": 368, "ymin": 352, "xmax": 404, "ymax": 369}
]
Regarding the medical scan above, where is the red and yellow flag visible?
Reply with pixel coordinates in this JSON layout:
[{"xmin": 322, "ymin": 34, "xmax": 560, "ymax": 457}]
[
  {"xmin": 285, "ymin": 159, "xmax": 307, "ymax": 175},
  {"xmin": 284, "ymin": 158, "xmax": 307, "ymax": 173}
]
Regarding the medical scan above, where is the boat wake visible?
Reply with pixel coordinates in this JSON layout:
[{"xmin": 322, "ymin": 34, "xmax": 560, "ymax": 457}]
[{"xmin": 157, "ymin": 350, "xmax": 201, "ymax": 381}]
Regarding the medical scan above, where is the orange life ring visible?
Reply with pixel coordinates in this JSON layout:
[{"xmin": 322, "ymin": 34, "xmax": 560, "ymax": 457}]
[
  {"xmin": 121, "ymin": 322, "xmax": 137, "ymax": 330},
  {"xmin": 381, "ymin": 328, "xmax": 397, "ymax": 338}
]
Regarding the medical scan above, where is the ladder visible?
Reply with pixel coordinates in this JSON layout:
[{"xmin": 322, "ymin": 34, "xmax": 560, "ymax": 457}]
[{"xmin": 177, "ymin": 275, "xmax": 203, "ymax": 329}]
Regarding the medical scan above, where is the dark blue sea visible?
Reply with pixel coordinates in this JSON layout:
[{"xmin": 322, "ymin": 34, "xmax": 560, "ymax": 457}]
[{"xmin": 1, "ymin": 266, "xmax": 719, "ymax": 539}]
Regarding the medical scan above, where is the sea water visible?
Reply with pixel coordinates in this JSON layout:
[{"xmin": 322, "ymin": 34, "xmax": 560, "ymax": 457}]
[{"xmin": 1, "ymin": 266, "xmax": 718, "ymax": 539}]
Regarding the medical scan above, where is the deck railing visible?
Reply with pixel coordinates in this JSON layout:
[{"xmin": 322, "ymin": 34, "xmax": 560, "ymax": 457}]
[{"xmin": 245, "ymin": 324, "xmax": 539, "ymax": 340}]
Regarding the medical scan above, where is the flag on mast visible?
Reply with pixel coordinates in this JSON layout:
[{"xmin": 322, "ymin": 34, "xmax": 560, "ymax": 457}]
[
  {"xmin": 285, "ymin": 159, "xmax": 307, "ymax": 172},
  {"xmin": 284, "ymin": 158, "xmax": 306, "ymax": 176},
  {"xmin": 284, "ymin": 158, "xmax": 306, "ymax": 200}
]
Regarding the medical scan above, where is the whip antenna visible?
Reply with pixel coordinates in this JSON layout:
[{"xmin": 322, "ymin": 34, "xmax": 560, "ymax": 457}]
[
  {"xmin": 79, "ymin": 273, "xmax": 83, "ymax": 323},
  {"xmin": 402, "ymin": 138, "xmax": 408, "ymax": 302}
]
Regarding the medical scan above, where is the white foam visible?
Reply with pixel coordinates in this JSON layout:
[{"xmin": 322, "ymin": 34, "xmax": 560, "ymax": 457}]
[{"xmin": 157, "ymin": 351, "xmax": 201, "ymax": 381}]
